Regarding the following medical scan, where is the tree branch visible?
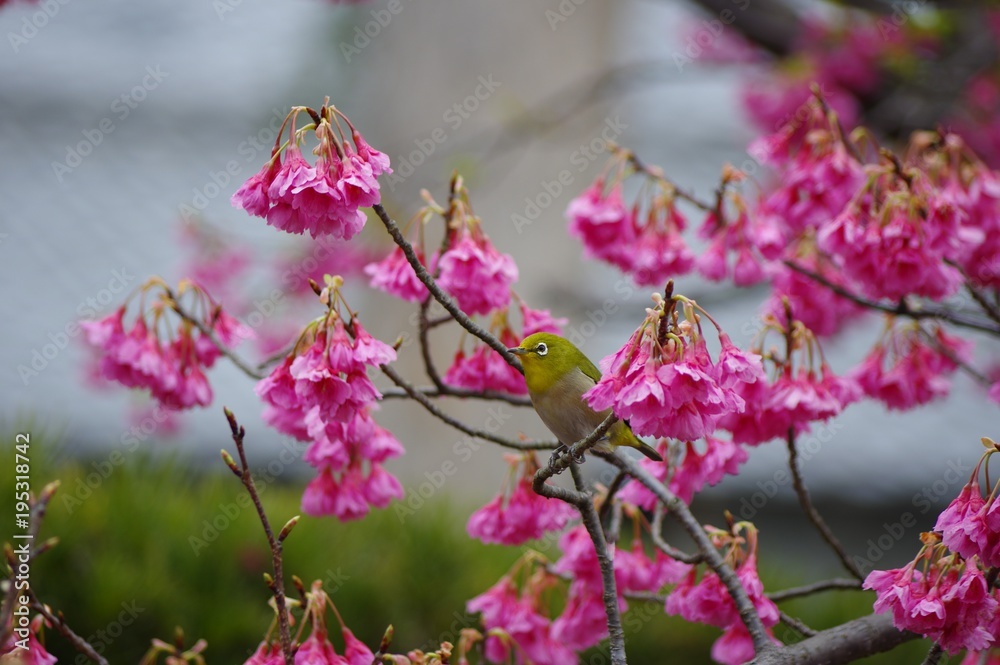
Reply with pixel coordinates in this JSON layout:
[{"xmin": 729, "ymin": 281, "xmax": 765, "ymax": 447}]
[
  {"xmin": 749, "ymin": 613, "xmax": 918, "ymax": 665},
  {"xmin": 767, "ymin": 578, "xmax": 862, "ymax": 602}
]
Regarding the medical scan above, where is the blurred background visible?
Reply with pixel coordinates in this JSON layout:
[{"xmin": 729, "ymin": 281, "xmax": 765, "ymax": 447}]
[{"xmin": 1, "ymin": 0, "xmax": 999, "ymax": 662}]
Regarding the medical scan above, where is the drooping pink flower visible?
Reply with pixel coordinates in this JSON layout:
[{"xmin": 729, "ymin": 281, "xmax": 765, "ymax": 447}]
[
  {"xmin": 364, "ymin": 246, "xmax": 431, "ymax": 303},
  {"xmin": 520, "ymin": 302, "xmax": 567, "ymax": 337},
  {"xmin": 294, "ymin": 632, "xmax": 347, "ymax": 665},
  {"xmin": 764, "ymin": 252, "xmax": 865, "ymax": 337},
  {"xmin": 566, "ymin": 180, "xmax": 637, "ymax": 272},
  {"xmin": 466, "ymin": 577, "xmax": 568, "ymax": 665},
  {"xmin": 232, "ymin": 156, "xmax": 281, "ymax": 218},
  {"xmin": 586, "ymin": 336, "xmax": 747, "ymax": 442},
  {"xmin": 245, "ymin": 641, "xmax": 284, "ymax": 665},
  {"xmin": 0, "ymin": 615, "xmax": 58, "ymax": 665},
  {"xmin": 467, "ymin": 476, "xmax": 575, "ymax": 546},
  {"xmin": 865, "ymin": 558, "xmax": 999, "ymax": 654},
  {"xmin": 851, "ymin": 326, "xmax": 972, "ymax": 411},
  {"xmin": 436, "ymin": 227, "xmax": 518, "ymax": 315},
  {"xmin": 340, "ymin": 627, "xmax": 375, "ymax": 665},
  {"xmin": 444, "ymin": 345, "xmax": 527, "ymax": 395},
  {"xmin": 666, "ymin": 554, "xmax": 779, "ymax": 631},
  {"xmin": 550, "ymin": 582, "xmax": 608, "ymax": 652},
  {"xmin": 936, "ymin": 480, "xmax": 997, "ymax": 567},
  {"xmin": 629, "ymin": 202, "xmax": 695, "ymax": 287}
]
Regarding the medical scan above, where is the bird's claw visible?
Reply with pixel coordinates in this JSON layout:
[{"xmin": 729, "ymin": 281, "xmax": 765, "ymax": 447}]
[{"xmin": 548, "ymin": 444, "xmax": 585, "ymax": 471}]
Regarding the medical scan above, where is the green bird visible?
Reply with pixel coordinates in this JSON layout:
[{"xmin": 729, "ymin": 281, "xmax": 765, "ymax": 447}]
[{"xmin": 509, "ymin": 332, "xmax": 663, "ymax": 462}]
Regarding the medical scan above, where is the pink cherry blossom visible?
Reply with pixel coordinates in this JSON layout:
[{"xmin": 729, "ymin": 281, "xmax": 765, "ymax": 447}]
[
  {"xmin": 566, "ymin": 180, "xmax": 636, "ymax": 272},
  {"xmin": 444, "ymin": 345, "xmax": 527, "ymax": 395},
  {"xmin": 467, "ymin": 477, "xmax": 574, "ymax": 546},
  {"xmin": 364, "ymin": 246, "xmax": 431, "ymax": 303},
  {"xmin": 294, "ymin": 632, "xmax": 347, "ymax": 665},
  {"xmin": 245, "ymin": 641, "xmax": 284, "ymax": 665},
  {"xmin": 0, "ymin": 615, "xmax": 57, "ymax": 665},
  {"xmin": 763, "ymin": 253, "xmax": 865, "ymax": 337},
  {"xmin": 232, "ymin": 157, "xmax": 281, "ymax": 217},
  {"xmin": 520, "ymin": 302, "xmax": 567, "ymax": 337},
  {"xmin": 436, "ymin": 227, "xmax": 518, "ymax": 315},
  {"xmin": 550, "ymin": 582, "xmax": 608, "ymax": 651},
  {"xmin": 340, "ymin": 627, "xmax": 375, "ymax": 665}
]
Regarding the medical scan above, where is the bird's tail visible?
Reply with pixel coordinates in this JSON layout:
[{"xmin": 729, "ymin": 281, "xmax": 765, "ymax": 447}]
[
  {"xmin": 618, "ymin": 425, "xmax": 663, "ymax": 462},
  {"xmin": 634, "ymin": 439, "xmax": 663, "ymax": 462}
]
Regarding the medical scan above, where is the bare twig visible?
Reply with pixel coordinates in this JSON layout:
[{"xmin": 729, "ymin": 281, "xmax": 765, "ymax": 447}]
[
  {"xmin": 29, "ymin": 599, "xmax": 110, "ymax": 665},
  {"xmin": 786, "ymin": 431, "xmax": 864, "ymax": 581},
  {"xmin": 379, "ymin": 363, "xmax": 556, "ymax": 451},
  {"xmin": 777, "ymin": 610, "xmax": 817, "ymax": 637},
  {"xmin": 651, "ymin": 504, "xmax": 704, "ymax": 565},
  {"xmin": 767, "ymin": 578, "xmax": 862, "ymax": 602},
  {"xmin": 380, "ymin": 384, "xmax": 533, "ymax": 407},
  {"xmin": 223, "ymin": 409, "xmax": 295, "ymax": 665},
  {"xmin": 920, "ymin": 643, "xmax": 945, "ymax": 665}
]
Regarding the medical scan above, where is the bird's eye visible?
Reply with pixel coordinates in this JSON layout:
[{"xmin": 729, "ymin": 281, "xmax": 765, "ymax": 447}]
[{"xmin": 535, "ymin": 342, "xmax": 548, "ymax": 356}]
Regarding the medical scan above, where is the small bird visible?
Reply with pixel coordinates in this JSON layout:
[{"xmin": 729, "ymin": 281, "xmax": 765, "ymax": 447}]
[{"xmin": 509, "ymin": 332, "xmax": 663, "ymax": 462}]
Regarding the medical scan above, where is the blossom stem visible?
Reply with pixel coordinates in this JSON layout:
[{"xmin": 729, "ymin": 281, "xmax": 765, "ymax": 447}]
[
  {"xmin": 379, "ymin": 385, "xmax": 532, "ymax": 406},
  {"xmin": 777, "ymin": 610, "xmax": 817, "ymax": 637},
  {"xmin": 786, "ymin": 431, "xmax": 864, "ymax": 580},
  {"xmin": 28, "ymin": 595, "xmax": 110, "ymax": 665},
  {"xmin": 372, "ymin": 203, "xmax": 524, "ymax": 372},
  {"xmin": 379, "ymin": 363, "xmax": 555, "ymax": 451},
  {"xmin": 784, "ymin": 260, "xmax": 1000, "ymax": 336},
  {"xmin": 224, "ymin": 409, "xmax": 294, "ymax": 665}
]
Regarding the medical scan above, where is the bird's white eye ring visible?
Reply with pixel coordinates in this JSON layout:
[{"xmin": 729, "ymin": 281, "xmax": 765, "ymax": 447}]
[{"xmin": 536, "ymin": 342, "xmax": 548, "ymax": 356}]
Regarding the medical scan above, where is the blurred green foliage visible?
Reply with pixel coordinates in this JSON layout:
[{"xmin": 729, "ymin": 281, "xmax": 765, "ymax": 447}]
[{"xmin": 4, "ymin": 431, "xmax": 939, "ymax": 664}]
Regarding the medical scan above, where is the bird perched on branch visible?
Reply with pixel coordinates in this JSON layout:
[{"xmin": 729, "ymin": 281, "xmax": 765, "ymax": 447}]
[{"xmin": 509, "ymin": 332, "xmax": 663, "ymax": 462}]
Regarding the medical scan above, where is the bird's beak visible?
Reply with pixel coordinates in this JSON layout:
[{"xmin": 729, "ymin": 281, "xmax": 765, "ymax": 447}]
[{"xmin": 508, "ymin": 347, "xmax": 526, "ymax": 356}]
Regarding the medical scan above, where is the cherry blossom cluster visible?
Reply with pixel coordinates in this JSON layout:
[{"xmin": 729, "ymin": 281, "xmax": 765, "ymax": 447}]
[
  {"xmin": 365, "ymin": 184, "xmax": 517, "ymax": 314},
  {"xmin": 719, "ymin": 307, "xmax": 860, "ymax": 446},
  {"xmin": 80, "ymin": 278, "xmax": 252, "ymax": 410},
  {"xmin": 256, "ymin": 276, "xmax": 403, "ymax": 520},
  {"xmin": 618, "ymin": 437, "xmax": 748, "ymax": 508},
  {"xmin": 466, "ymin": 453, "xmax": 576, "ymax": 545},
  {"xmin": 851, "ymin": 322, "xmax": 973, "ymax": 411},
  {"xmin": 566, "ymin": 150, "xmax": 694, "ymax": 287},
  {"xmin": 245, "ymin": 581, "xmax": 377, "ymax": 665},
  {"xmin": 867, "ymin": 442, "xmax": 1000, "ymax": 654},
  {"xmin": 665, "ymin": 524, "xmax": 781, "ymax": 665},
  {"xmin": 582, "ymin": 289, "xmax": 767, "ymax": 442},
  {"xmin": 467, "ymin": 514, "xmax": 688, "ymax": 665},
  {"xmin": 232, "ymin": 101, "xmax": 390, "ymax": 240}
]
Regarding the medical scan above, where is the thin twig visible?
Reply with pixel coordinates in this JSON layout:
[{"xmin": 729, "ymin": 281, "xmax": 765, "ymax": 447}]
[
  {"xmin": 379, "ymin": 364, "xmax": 556, "ymax": 451},
  {"xmin": 651, "ymin": 504, "xmax": 704, "ymax": 565},
  {"xmin": 29, "ymin": 598, "xmax": 110, "ymax": 665},
  {"xmin": 786, "ymin": 431, "xmax": 864, "ymax": 581},
  {"xmin": 598, "ymin": 471, "xmax": 630, "ymax": 524},
  {"xmin": 372, "ymin": 204, "xmax": 524, "ymax": 370},
  {"xmin": 784, "ymin": 260, "xmax": 1000, "ymax": 336},
  {"xmin": 767, "ymin": 578, "xmax": 862, "ymax": 602},
  {"xmin": 224, "ymin": 409, "xmax": 294, "ymax": 665},
  {"xmin": 418, "ymin": 296, "xmax": 447, "ymax": 392},
  {"xmin": 920, "ymin": 643, "xmax": 944, "ymax": 665},
  {"xmin": 778, "ymin": 610, "xmax": 818, "ymax": 637},
  {"xmin": 380, "ymin": 384, "xmax": 533, "ymax": 407}
]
